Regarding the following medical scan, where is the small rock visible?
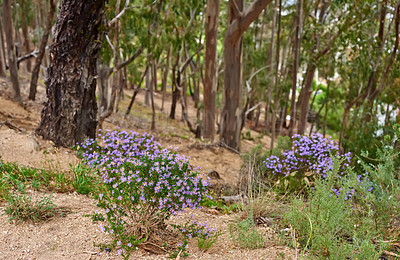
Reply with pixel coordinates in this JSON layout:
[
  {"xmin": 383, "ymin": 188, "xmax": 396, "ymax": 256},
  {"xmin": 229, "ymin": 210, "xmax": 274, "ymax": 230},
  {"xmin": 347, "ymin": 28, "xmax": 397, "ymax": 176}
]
[
  {"xmin": 28, "ymin": 137, "xmax": 40, "ymax": 151},
  {"xmin": 207, "ymin": 170, "xmax": 221, "ymax": 180}
]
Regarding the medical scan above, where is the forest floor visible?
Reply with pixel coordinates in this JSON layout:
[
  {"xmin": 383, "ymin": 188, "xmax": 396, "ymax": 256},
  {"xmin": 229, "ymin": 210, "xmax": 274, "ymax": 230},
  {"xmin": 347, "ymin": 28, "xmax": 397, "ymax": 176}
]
[{"xmin": 0, "ymin": 75, "xmax": 298, "ymax": 259}]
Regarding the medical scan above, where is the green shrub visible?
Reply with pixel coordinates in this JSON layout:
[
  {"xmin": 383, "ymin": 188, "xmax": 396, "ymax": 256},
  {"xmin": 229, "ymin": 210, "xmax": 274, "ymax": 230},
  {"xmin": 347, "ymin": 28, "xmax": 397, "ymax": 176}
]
[
  {"xmin": 283, "ymin": 157, "xmax": 387, "ymax": 259},
  {"xmin": 229, "ymin": 214, "xmax": 265, "ymax": 249}
]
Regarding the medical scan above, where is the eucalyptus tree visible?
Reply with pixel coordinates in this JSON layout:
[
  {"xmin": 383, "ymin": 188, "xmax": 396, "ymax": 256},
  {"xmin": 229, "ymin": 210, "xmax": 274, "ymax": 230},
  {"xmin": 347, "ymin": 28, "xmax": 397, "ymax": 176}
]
[
  {"xmin": 288, "ymin": 0, "xmax": 302, "ymax": 137},
  {"xmin": 338, "ymin": 0, "xmax": 400, "ymax": 152},
  {"xmin": 221, "ymin": 0, "xmax": 274, "ymax": 151},
  {"xmin": 0, "ymin": 18, "xmax": 6, "ymax": 77},
  {"xmin": 296, "ymin": 0, "xmax": 356, "ymax": 135},
  {"xmin": 3, "ymin": 0, "xmax": 22, "ymax": 104},
  {"xmin": 37, "ymin": 0, "xmax": 107, "ymax": 147},
  {"xmin": 203, "ymin": 0, "xmax": 220, "ymax": 140}
]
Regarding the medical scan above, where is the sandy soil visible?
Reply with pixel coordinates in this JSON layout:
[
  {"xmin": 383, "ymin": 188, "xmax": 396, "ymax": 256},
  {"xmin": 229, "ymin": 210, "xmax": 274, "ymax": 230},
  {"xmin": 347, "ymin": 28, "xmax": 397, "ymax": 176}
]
[{"xmin": 0, "ymin": 76, "xmax": 297, "ymax": 259}]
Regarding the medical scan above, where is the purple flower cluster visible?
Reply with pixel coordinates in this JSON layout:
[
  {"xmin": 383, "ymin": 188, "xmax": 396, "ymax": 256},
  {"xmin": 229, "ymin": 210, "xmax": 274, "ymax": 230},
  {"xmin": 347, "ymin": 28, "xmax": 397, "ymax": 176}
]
[
  {"xmin": 79, "ymin": 129, "xmax": 211, "ymax": 258},
  {"xmin": 264, "ymin": 133, "xmax": 351, "ymax": 178}
]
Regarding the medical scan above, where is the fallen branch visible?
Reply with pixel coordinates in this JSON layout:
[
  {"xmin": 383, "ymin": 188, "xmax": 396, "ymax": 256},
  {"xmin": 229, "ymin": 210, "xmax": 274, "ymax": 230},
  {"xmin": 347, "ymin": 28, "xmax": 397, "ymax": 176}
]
[
  {"xmin": 0, "ymin": 121, "xmax": 26, "ymax": 133},
  {"xmin": 17, "ymin": 50, "xmax": 40, "ymax": 65}
]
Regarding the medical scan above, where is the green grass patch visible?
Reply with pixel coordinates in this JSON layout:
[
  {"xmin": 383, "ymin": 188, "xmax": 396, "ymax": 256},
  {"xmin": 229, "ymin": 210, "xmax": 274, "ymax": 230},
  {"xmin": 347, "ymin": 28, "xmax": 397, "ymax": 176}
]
[{"xmin": 4, "ymin": 191, "xmax": 57, "ymax": 222}]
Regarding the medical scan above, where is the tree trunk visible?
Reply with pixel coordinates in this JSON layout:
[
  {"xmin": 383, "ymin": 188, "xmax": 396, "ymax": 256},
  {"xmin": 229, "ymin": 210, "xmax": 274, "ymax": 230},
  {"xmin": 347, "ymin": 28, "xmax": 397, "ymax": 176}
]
[
  {"xmin": 297, "ymin": 63, "xmax": 316, "ymax": 134},
  {"xmin": 0, "ymin": 19, "xmax": 6, "ymax": 77},
  {"xmin": 150, "ymin": 59, "xmax": 156, "ymax": 130},
  {"xmin": 97, "ymin": 63, "xmax": 110, "ymax": 112},
  {"xmin": 145, "ymin": 64, "xmax": 151, "ymax": 107},
  {"xmin": 3, "ymin": 0, "xmax": 22, "ymax": 104},
  {"xmin": 202, "ymin": 0, "xmax": 220, "ymax": 140},
  {"xmin": 125, "ymin": 66, "xmax": 148, "ymax": 116},
  {"xmin": 20, "ymin": 0, "xmax": 32, "ymax": 72},
  {"xmin": 265, "ymin": 0, "xmax": 277, "ymax": 132},
  {"xmin": 221, "ymin": 33, "xmax": 243, "ymax": 150},
  {"xmin": 161, "ymin": 46, "xmax": 171, "ymax": 111},
  {"xmin": 288, "ymin": 0, "xmax": 302, "ymax": 137},
  {"xmin": 221, "ymin": 0, "xmax": 273, "ymax": 151},
  {"xmin": 169, "ymin": 55, "xmax": 180, "ymax": 119},
  {"xmin": 339, "ymin": 104, "xmax": 351, "ymax": 150},
  {"xmin": 270, "ymin": 0, "xmax": 282, "ymax": 150},
  {"xmin": 36, "ymin": 0, "xmax": 106, "ymax": 147},
  {"xmin": 29, "ymin": 0, "xmax": 56, "ymax": 101}
]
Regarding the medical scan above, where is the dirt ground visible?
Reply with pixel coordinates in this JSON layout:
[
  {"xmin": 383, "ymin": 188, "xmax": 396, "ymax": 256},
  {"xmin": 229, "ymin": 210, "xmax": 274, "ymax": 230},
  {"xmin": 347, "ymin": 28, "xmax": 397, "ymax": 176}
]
[{"xmin": 0, "ymin": 76, "xmax": 298, "ymax": 259}]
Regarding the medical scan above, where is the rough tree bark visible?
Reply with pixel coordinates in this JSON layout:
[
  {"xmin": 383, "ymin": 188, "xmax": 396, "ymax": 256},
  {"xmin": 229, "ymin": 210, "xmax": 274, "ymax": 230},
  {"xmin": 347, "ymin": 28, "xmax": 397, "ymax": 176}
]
[
  {"xmin": 29, "ymin": 0, "xmax": 56, "ymax": 101},
  {"xmin": 202, "ymin": 0, "xmax": 220, "ymax": 140},
  {"xmin": 3, "ymin": 0, "xmax": 22, "ymax": 104},
  {"xmin": 221, "ymin": 0, "xmax": 273, "ymax": 151},
  {"xmin": 36, "ymin": 0, "xmax": 106, "ymax": 147}
]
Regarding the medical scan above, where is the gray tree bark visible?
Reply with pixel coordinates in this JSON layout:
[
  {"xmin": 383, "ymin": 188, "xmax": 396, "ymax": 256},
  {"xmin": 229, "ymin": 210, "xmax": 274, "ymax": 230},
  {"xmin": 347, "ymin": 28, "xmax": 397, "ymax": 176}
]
[
  {"xmin": 221, "ymin": 0, "xmax": 273, "ymax": 151},
  {"xmin": 202, "ymin": 0, "xmax": 220, "ymax": 140}
]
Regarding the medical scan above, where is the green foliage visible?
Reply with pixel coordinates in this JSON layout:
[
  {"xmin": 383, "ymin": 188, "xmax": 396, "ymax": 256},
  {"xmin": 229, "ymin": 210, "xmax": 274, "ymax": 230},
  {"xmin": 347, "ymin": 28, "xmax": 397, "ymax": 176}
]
[
  {"xmin": 356, "ymin": 124, "xmax": 400, "ymax": 233},
  {"xmin": 197, "ymin": 229, "xmax": 222, "ymax": 252},
  {"xmin": 200, "ymin": 196, "xmax": 240, "ymax": 214},
  {"xmin": 229, "ymin": 214, "xmax": 265, "ymax": 249},
  {"xmin": 4, "ymin": 191, "xmax": 57, "ymax": 222},
  {"xmin": 283, "ymin": 155, "xmax": 392, "ymax": 259},
  {"xmin": 0, "ymin": 160, "xmax": 51, "ymax": 200},
  {"xmin": 70, "ymin": 162, "xmax": 98, "ymax": 195}
]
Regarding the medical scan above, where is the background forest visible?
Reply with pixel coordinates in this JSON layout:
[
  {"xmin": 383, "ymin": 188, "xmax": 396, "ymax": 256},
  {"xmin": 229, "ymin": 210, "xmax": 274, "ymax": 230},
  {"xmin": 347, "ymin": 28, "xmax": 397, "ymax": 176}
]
[
  {"xmin": 1, "ymin": 0, "xmax": 400, "ymax": 155},
  {"xmin": 1, "ymin": 0, "xmax": 400, "ymax": 259}
]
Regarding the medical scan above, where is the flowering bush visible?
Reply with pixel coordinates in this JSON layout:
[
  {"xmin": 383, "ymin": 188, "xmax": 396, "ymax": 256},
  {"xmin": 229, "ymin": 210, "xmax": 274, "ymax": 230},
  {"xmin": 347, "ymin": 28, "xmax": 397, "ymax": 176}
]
[
  {"xmin": 263, "ymin": 134, "xmax": 351, "ymax": 189},
  {"xmin": 77, "ymin": 130, "xmax": 212, "ymax": 258}
]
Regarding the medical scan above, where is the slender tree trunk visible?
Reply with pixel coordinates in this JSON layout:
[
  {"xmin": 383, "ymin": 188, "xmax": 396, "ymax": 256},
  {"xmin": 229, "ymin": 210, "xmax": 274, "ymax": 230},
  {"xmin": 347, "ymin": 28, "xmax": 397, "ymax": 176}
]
[
  {"xmin": 145, "ymin": 64, "xmax": 151, "ymax": 107},
  {"xmin": 20, "ymin": 0, "xmax": 32, "ymax": 72},
  {"xmin": 3, "ymin": 0, "xmax": 22, "ymax": 104},
  {"xmin": 288, "ymin": 0, "xmax": 302, "ymax": 137},
  {"xmin": 170, "ymin": 55, "xmax": 180, "ymax": 119},
  {"xmin": 339, "ymin": 104, "xmax": 351, "ymax": 149},
  {"xmin": 125, "ymin": 66, "xmax": 148, "ymax": 116},
  {"xmin": 297, "ymin": 63, "xmax": 316, "ymax": 134},
  {"xmin": 0, "ymin": 19, "xmax": 6, "ymax": 77},
  {"xmin": 150, "ymin": 59, "xmax": 156, "ymax": 130},
  {"xmin": 39, "ymin": 4, "xmax": 50, "ymax": 69},
  {"xmin": 36, "ymin": 0, "xmax": 106, "ymax": 147},
  {"xmin": 265, "ymin": 0, "xmax": 277, "ymax": 132},
  {"xmin": 203, "ymin": 0, "xmax": 220, "ymax": 140},
  {"xmin": 270, "ymin": 0, "xmax": 282, "ymax": 150},
  {"xmin": 191, "ymin": 56, "xmax": 200, "ymax": 106},
  {"xmin": 161, "ymin": 46, "xmax": 171, "ymax": 111},
  {"xmin": 29, "ymin": 0, "xmax": 56, "ymax": 101},
  {"xmin": 181, "ymin": 62, "xmax": 188, "ymax": 122}
]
